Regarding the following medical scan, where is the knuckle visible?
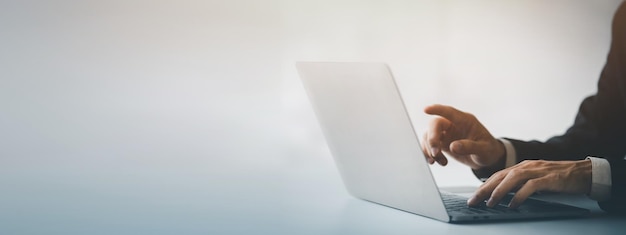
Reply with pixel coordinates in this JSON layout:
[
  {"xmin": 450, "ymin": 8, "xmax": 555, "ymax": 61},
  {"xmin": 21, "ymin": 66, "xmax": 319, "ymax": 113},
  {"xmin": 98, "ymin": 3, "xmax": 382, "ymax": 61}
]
[
  {"xmin": 464, "ymin": 113, "xmax": 477, "ymax": 121},
  {"xmin": 428, "ymin": 118, "xmax": 439, "ymax": 126},
  {"xmin": 429, "ymin": 117, "xmax": 447, "ymax": 127},
  {"xmin": 508, "ymin": 169, "xmax": 522, "ymax": 178},
  {"xmin": 490, "ymin": 171, "xmax": 504, "ymax": 180}
]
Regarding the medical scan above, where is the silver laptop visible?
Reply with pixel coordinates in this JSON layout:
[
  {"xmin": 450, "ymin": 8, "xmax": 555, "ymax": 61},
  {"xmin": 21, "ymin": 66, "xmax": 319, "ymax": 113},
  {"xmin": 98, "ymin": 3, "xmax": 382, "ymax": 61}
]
[{"xmin": 296, "ymin": 62, "xmax": 589, "ymax": 223}]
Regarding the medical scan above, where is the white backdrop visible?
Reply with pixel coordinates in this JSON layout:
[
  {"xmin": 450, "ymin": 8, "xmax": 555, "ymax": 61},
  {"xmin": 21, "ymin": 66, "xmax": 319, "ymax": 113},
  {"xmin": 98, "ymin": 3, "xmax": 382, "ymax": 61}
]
[{"xmin": 0, "ymin": 0, "xmax": 622, "ymax": 233}]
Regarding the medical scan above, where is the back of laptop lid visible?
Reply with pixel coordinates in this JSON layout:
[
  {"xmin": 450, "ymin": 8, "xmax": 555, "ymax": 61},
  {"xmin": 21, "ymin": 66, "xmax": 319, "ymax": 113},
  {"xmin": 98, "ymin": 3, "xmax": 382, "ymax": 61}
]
[{"xmin": 296, "ymin": 62, "xmax": 449, "ymax": 222}]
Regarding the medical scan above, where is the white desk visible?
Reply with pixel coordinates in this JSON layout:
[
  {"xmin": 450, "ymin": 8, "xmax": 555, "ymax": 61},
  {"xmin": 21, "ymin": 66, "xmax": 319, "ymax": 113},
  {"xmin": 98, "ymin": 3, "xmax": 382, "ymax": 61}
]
[{"xmin": 3, "ymin": 157, "xmax": 624, "ymax": 235}]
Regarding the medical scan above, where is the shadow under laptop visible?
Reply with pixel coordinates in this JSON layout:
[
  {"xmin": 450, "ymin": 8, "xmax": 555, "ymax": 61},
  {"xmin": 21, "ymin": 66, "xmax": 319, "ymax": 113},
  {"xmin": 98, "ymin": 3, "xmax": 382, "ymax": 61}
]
[
  {"xmin": 332, "ymin": 198, "xmax": 625, "ymax": 235},
  {"xmin": 332, "ymin": 189, "xmax": 623, "ymax": 234}
]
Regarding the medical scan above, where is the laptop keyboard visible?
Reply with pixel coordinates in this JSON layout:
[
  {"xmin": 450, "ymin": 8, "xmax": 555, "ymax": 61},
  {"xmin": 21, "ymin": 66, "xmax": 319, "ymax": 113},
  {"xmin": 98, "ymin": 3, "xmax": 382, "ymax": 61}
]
[{"xmin": 441, "ymin": 192, "xmax": 520, "ymax": 215}]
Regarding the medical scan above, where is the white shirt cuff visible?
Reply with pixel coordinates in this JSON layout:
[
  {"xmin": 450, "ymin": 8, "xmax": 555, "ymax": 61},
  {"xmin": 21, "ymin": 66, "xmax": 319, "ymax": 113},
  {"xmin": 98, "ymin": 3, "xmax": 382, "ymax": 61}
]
[
  {"xmin": 586, "ymin": 156, "xmax": 612, "ymax": 201},
  {"xmin": 498, "ymin": 138, "xmax": 517, "ymax": 168}
]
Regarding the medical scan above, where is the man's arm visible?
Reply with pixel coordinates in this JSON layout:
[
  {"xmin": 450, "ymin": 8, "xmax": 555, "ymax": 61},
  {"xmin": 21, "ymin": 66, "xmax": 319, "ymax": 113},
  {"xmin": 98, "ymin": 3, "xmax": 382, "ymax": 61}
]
[{"xmin": 500, "ymin": 2, "xmax": 626, "ymax": 212}]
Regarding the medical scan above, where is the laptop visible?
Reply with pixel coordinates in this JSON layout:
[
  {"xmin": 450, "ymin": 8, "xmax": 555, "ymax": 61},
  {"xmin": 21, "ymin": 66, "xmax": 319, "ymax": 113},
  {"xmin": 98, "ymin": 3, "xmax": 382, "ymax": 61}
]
[{"xmin": 295, "ymin": 62, "xmax": 590, "ymax": 223}]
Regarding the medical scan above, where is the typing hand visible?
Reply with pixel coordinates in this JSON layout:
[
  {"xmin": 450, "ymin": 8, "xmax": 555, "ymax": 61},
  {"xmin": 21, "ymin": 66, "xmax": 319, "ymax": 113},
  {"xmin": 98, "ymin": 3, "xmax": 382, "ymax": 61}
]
[{"xmin": 467, "ymin": 159, "xmax": 592, "ymax": 208}]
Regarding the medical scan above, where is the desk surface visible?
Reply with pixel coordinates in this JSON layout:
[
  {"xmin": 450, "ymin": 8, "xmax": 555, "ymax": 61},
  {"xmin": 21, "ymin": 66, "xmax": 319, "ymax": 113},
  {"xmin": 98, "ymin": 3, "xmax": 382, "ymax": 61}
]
[{"xmin": 2, "ymin": 159, "xmax": 625, "ymax": 235}]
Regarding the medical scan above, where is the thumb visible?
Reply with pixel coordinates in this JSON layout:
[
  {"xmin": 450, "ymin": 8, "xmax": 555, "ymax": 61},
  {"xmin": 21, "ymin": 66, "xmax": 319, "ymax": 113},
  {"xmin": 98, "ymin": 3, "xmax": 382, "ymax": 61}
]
[{"xmin": 449, "ymin": 139, "xmax": 493, "ymax": 156}]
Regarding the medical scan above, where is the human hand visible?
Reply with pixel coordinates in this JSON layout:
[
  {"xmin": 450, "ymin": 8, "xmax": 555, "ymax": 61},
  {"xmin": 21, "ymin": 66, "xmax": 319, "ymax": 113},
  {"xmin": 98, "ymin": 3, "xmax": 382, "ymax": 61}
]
[
  {"xmin": 467, "ymin": 159, "xmax": 592, "ymax": 208},
  {"xmin": 421, "ymin": 104, "xmax": 505, "ymax": 170}
]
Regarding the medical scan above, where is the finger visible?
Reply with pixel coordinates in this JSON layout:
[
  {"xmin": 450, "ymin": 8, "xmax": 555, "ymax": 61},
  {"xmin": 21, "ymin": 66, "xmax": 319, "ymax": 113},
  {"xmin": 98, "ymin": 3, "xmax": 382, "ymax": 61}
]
[
  {"xmin": 421, "ymin": 134, "xmax": 448, "ymax": 166},
  {"xmin": 508, "ymin": 178, "xmax": 550, "ymax": 208},
  {"xmin": 434, "ymin": 153, "xmax": 448, "ymax": 166},
  {"xmin": 486, "ymin": 168, "xmax": 538, "ymax": 207},
  {"xmin": 467, "ymin": 171, "xmax": 507, "ymax": 206},
  {"xmin": 426, "ymin": 117, "xmax": 452, "ymax": 156},
  {"xmin": 424, "ymin": 104, "xmax": 466, "ymax": 123},
  {"xmin": 443, "ymin": 152, "xmax": 478, "ymax": 169},
  {"xmin": 450, "ymin": 140, "xmax": 493, "ymax": 157},
  {"xmin": 421, "ymin": 133, "xmax": 436, "ymax": 164}
]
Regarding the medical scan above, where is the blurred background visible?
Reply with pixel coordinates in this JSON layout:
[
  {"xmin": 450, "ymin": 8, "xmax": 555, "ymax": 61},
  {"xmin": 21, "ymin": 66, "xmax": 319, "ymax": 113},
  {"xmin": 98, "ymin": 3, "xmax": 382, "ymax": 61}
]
[{"xmin": 0, "ymin": 0, "xmax": 622, "ymax": 234}]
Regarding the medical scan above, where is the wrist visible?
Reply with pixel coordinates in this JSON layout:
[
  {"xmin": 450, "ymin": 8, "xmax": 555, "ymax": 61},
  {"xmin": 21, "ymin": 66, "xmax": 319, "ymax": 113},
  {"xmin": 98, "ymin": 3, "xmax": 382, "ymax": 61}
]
[
  {"xmin": 479, "ymin": 139, "xmax": 507, "ymax": 169},
  {"xmin": 493, "ymin": 139, "xmax": 507, "ymax": 166},
  {"xmin": 472, "ymin": 143, "xmax": 507, "ymax": 180}
]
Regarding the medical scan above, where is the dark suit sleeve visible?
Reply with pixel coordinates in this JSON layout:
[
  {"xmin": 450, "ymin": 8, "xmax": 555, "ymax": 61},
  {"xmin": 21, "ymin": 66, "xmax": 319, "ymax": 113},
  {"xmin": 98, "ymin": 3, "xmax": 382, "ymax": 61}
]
[
  {"xmin": 505, "ymin": 2, "xmax": 626, "ymax": 213},
  {"xmin": 598, "ymin": 159, "xmax": 626, "ymax": 213}
]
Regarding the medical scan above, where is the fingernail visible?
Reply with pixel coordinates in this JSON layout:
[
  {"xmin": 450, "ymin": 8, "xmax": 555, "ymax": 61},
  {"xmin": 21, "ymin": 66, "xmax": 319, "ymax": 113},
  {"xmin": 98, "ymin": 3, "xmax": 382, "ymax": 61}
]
[
  {"xmin": 486, "ymin": 198, "xmax": 495, "ymax": 207},
  {"xmin": 467, "ymin": 197, "xmax": 476, "ymax": 206},
  {"xmin": 453, "ymin": 142, "xmax": 463, "ymax": 151},
  {"xmin": 431, "ymin": 147, "xmax": 439, "ymax": 156}
]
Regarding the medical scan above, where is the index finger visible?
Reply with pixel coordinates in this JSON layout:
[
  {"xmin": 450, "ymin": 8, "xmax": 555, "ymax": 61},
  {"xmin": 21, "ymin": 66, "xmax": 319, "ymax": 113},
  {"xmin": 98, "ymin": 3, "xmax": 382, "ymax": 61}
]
[
  {"xmin": 468, "ymin": 171, "xmax": 506, "ymax": 206},
  {"xmin": 424, "ymin": 104, "xmax": 465, "ymax": 123},
  {"xmin": 426, "ymin": 117, "xmax": 451, "ymax": 152},
  {"xmin": 508, "ymin": 178, "xmax": 549, "ymax": 208}
]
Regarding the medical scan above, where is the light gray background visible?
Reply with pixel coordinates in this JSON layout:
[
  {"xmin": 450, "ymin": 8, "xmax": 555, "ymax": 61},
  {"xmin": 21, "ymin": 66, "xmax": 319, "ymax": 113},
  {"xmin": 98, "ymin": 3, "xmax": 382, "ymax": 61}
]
[{"xmin": 0, "ymin": 0, "xmax": 623, "ymax": 234}]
